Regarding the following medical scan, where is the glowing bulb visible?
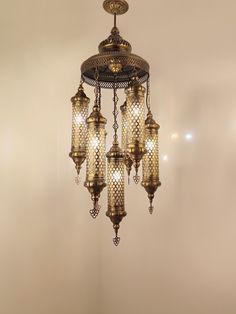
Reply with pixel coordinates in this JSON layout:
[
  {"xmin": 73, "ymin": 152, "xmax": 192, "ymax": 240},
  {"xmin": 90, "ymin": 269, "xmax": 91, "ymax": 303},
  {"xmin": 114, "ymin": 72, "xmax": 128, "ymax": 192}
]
[
  {"xmin": 185, "ymin": 133, "xmax": 193, "ymax": 140},
  {"xmin": 132, "ymin": 106, "xmax": 140, "ymax": 117},
  {"xmin": 171, "ymin": 133, "xmax": 179, "ymax": 139},
  {"xmin": 91, "ymin": 137, "xmax": 99, "ymax": 149},
  {"xmin": 75, "ymin": 113, "xmax": 84, "ymax": 125},
  {"xmin": 145, "ymin": 139, "xmax": 155, "ymax": 152},
  {"xmin": 113, "ymin": 170, "xmax": 122, "ymax": 182}
]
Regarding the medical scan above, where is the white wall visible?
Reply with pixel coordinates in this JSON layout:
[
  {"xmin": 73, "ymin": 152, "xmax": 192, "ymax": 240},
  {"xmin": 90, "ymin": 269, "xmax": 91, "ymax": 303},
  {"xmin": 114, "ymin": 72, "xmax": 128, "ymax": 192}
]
[
  {"xmin": 0, "ymin": 1, "xmax": 101, "ymax": 313},
  {"xmin": 0, "ymin": 1, "xmax": 236, "ymax": 314}
]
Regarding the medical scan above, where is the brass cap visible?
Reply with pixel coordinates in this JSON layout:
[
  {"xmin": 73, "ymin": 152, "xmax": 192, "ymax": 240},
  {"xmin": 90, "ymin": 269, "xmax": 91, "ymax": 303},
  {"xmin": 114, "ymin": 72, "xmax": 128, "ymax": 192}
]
[
  {"xmin": 106, "ymin": 142, "xmax": 124, "ymax": 159},
  {"xmin": 86, "ymin": 106, "xmax": 107, "ymax": 125},
  {"xmin": 71, "ymin": 84, "xmax": 90, "ymax": 104},
  {"xmin": 99, "ymin": 27, "xmax": 132, "ymax": 54},
  {"xmin": 125, "ymin": 77, "xmax": 146, "ymax": 94},
  {"xmin": 145, "ymin": 111, "xmax": 160, "ymax": 130}
]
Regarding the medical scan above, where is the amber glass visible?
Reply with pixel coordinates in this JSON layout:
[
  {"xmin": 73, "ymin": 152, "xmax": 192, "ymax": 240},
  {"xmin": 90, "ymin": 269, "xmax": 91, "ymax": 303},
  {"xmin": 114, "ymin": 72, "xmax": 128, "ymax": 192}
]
[
  {"xmin": 141, "ymin": 112, "xmax": 161, "ymax": 214},
  {"xmin": 71, "ymin": 86, "xmax": 89, "ymax": 152},
  {"xmin": 86, "ymin": 124, "xmax": 106, "ymax": 181}
]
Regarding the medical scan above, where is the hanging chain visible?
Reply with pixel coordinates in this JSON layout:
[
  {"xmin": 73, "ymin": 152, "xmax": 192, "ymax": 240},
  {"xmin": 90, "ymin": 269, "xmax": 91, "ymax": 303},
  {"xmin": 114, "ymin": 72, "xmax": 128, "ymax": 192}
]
[
  {"xmin": 146, "ymin": 76, "xmax": 151, "ymax": 112},
  {"xmin": 80, "ymin": 76, "xmax": 84, "ymax": 85},
  {"xmin": 94, "ymin": 67, "xmax": 101, "ymax": 110},
  {"xmin": 113, "ymin": 78, "xmax": 119, "ymax": 143},
  {"xmin": 114, "ymin": 13, "xmax": 117, "ymax": 28}
]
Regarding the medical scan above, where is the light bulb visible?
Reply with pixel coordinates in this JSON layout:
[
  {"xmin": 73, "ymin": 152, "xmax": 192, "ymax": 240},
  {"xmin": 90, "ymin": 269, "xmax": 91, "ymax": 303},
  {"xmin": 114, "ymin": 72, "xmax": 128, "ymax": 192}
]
[
  {"xmin": 131, "ymin": 105, "xmax": 140, "ymax": 117},
  {"xmin": 90, "ymin": 136, "xmax": 100, "ymax": 149},
  {"xmin": 145, "ymin": 139, "xmax": 155, "ymax": 152},
  {"xmin": 113, "ymin": 170, "xmax": 122, "ymax": 182},
  {"xmin": 75, "ymin": 113, "xmax": 84, "ymax": 125}
]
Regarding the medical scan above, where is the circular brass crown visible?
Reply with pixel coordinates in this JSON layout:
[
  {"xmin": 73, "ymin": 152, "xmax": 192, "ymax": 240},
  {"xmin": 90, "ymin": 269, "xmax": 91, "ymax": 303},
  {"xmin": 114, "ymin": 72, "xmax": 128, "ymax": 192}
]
[
  {"xmin": 81, "ymin": 29, "xmax": 149, "ymax": 89},
  {"xmin": 81, "ymin": 1, "xmax": 149, "ymax": 89},
  {"xmin": 99, "ymin": 27, "xmax": 131, "ymax": 54},
  {"xmin": 103, "ymin": 0, "xmax": 129, "ymax": 15}
]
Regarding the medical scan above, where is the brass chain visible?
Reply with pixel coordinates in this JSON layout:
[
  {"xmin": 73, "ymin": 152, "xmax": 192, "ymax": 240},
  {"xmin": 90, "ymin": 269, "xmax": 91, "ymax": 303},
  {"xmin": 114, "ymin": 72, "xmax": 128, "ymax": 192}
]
[
  {"xmin": 94, "ymin": 68, "xmax": 101, "ymax": 110},
  {"xmin": 146, "ymin": 76, "xmax": 151, "ymax": 112},
  {"xmin": 113, "ymin": 78, "xmax": 119, "ymax": 142}
]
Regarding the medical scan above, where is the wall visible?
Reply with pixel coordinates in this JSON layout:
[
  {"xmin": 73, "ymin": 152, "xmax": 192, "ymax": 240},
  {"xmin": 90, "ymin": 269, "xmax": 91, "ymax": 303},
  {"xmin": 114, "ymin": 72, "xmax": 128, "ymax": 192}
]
[
  {"xmin": 99, "ymin": 1, "xmax": 236, "ymax": 314},
  {"xmin": 0, "ymin": 1, "xmax": 236, "ymax": 314},
  {"xmin": 0, "ymin": 1, "xmax": 101, "ymax": 313}
]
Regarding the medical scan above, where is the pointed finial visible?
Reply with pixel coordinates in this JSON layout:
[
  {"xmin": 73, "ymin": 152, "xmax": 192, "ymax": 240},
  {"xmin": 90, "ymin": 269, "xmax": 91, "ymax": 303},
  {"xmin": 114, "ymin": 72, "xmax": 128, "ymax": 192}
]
[
  {"xmin": 148, "ymin": 193, "xmax": 154, "ymax": 214},
  {"xmin": 89, "ymin": 200, "xmax": 100, "ymax": 219},
  {"xmin": 149, "ymin": 201, "xmax": 154, "ymax": 215},
  {"xmin": 113, "ymin": 224, "xmax": 121, "ymax": 246},
  {"xmin": 75, "ymin": 175, "xmax": 80, "ymax": 185},
  {"xmin": 128, "ymin": 175, "xmax": 130, "ymax": 185},
  {"xmin": 133, "ymin": 168, "xmax": 140, "ymax": 184}
]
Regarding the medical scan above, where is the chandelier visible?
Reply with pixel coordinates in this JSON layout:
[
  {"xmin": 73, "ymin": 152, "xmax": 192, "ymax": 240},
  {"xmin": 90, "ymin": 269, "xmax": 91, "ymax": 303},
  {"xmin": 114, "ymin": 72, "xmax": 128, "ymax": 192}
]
[{"xmin": 69, "ymin": 0, "xmax": 161, "ymax": 245}]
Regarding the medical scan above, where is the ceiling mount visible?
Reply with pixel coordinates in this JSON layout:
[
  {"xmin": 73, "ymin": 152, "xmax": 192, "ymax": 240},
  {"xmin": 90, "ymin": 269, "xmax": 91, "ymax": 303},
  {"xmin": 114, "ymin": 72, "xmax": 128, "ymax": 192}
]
[{"xmin": 103, "ymin": 0, "xmax": 129, "ymax": 15}]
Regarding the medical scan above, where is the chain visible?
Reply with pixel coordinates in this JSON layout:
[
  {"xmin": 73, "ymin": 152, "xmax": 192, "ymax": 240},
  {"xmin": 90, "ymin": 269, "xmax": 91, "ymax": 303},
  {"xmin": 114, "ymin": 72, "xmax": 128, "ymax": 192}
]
[
  {"xmin": 113, "ymin": 78, "xmax": 119, "ymax": 143},
  {"xmin": 80, "ymin": 76, "xmax": 84, "ymax": 85},
  {"xmin": 114, "ymin": 13, "xmax": 117, "ymax": 28},
  {"xmin": 94, "ymin": 68, "xmax": 101, "ymax": 110},
  {"xmin": 146, "ymin": 76, "xmax": 151, "ymax": 112}
]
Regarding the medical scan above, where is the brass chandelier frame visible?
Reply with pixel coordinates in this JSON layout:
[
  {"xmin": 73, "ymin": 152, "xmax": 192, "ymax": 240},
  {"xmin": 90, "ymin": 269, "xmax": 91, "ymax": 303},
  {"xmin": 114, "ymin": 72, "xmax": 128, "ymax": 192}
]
[{"xmin": 69, "ymin": 0, "xmax": 161, "ymax": 245}]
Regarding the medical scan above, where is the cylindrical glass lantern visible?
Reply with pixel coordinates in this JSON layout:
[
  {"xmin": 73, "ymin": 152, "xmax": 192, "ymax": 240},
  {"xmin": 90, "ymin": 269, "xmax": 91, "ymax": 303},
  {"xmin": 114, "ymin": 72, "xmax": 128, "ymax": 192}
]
[
  {"xmin": 125, "ymin": 78, "xmax": 146, "ymax": 183},
  {"xmin": 120, "ymin": 101, "xmax": 133, "ymax": 180},
  {"xmin": 69, "ymin": 84, "xmax": 90, "ymax": 181},
  {"xmin": 84, "ymin": 103, "xmax": 107, "ymax": 218},
  {"xmin": 141, "ymin": 111, "xmax": 161, "ymax": 214},
  {"xmin": 106, "ymin": 142, "xmax": 126, "ymax": 246}
]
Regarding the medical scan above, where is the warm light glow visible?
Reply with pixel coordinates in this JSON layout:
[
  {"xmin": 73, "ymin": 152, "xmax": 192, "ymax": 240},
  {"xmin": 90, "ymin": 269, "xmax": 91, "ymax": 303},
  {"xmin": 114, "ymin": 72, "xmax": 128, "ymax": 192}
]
[
  {"xmin": 90, "ymin": 136, "xmax": 100, "ymax": 149},
  {"xmin": 145, "ymin": 139, "xmax": 155, "ymax": 152},
  {"xmin": 185, "ymin": 133, "xmax": 193, "ymax": 140},
  {"xmin": 75, "ymin": 113, "xmax": 84, "ymax": 125},
  {"xmin": 162, "ymin": 154, "xmax": 168, "ymax": 161},
  {"xmin": 113, "ymin": 170, "xmax": 122, "ymax": 182},
  {"xmin": 131, "ymin": 105, "xmax": 140, "ymax": 117},
  {"xmin": 171, "ymin": 132, "xmax": 179, "ymax": 139}
]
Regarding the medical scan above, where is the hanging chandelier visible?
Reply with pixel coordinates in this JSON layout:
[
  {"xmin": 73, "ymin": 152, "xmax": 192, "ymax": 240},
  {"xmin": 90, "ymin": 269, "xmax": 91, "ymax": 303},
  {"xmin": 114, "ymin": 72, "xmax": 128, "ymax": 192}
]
[{"xmin": 69, "ymin": 0, "xmax": 161, "ymax": 245}]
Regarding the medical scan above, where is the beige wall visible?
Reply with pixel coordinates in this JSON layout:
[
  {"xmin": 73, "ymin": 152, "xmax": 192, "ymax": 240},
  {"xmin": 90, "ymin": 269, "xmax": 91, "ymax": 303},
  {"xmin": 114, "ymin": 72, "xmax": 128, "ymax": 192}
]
[{"xmin": 1, "ymin": 0, "xmax": 236, "ymax": 314}]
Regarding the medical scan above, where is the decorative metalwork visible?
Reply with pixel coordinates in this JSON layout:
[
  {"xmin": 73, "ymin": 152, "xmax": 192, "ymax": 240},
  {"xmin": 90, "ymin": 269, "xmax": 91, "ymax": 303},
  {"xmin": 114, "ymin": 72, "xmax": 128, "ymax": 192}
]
[
  {"xmin": 81, "ymin": 53, "xmax": 149, "ymax": 89},
  {"xmin": 126, "ymin": 77, "xmax": 146, "ymax": 183},
  {"xmin": 120, "ymin": 101, "xmax": 133, "ymax": 180},
  {"xmin": 141, "ymin": 111, "xmax": 161, "ymax": 213},
  {"xmin": 84, "ymin": 89, "xmax": 107, "ymax": 218},
  {"xmin": 103, "ymin": 0, "xmax": 129, "ymax": 15},
  {"xmin": 106, "ymin": 142, "xmax": 126, "ymax": 245},
  {"xmin": 69, "ymin": 0, "xmax": 161, "ymax": 245},
  {"xmin": 69, "ymin": 84, "xmax": 90, "ymax": 181},
  {"xmin": 106, "ymin": 80, "xmax": 126, "ymax": 245}
]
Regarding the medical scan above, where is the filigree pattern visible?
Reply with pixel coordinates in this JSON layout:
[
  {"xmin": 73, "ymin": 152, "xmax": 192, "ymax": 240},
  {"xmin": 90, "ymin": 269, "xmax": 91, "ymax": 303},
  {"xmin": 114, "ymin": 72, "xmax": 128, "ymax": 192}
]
[
  {"xmin": 86, "ymin": 127, "xmax": 106, "ymax": 180},
  {"xmin": 126, "ymin": 91, "xmax": 145, "ymax": 147},
  {"xmin": 71, "ymin": 98, "xmax": 88, "ymax": 151},
  {"xmin": 107, "ymin": 161, "xmax": 124, "ymax": 209},
  {"xmin": 142, "ymin": 135, "xmax": 159, "ymax": 181}
]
